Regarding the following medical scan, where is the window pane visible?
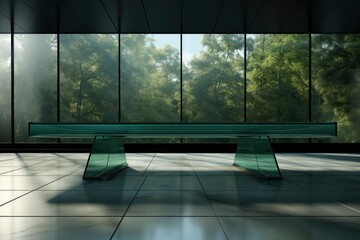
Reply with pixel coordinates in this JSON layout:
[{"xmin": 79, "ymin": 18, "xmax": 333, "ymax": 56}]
[
  {"xmin": 120, "ymin": 34, "xmax": 180, "ymax": 122},
  {"xmin": 246, "ymin": 34, "xmax": 309, "ymax": 123},
  {"xmin": 60, "ymin": 34, "xmax": 119, "ymax": 122},
  {"xmin": 0, "ymin": 34, "xmax": 11, "ymax": 142},
  {"xmin": 14, "ymin": 34, "xmax": 57, "ymax": 142},
  {"xmin": 183, "ymin": 34, "xmax": 245, "ymax": 122},
  {"xmin": 312, "ymin": 34, "xmax": 360, "ymax": 143}
]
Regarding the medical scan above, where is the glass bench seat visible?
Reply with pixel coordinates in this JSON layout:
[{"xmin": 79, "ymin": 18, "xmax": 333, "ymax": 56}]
[
  {"xmin": 29, "ymin": 123, "xmax": 337, "ymax": 138},
  {"xmin": 29, "ymin": 123, "xmax": 337, "ymax": 180}
]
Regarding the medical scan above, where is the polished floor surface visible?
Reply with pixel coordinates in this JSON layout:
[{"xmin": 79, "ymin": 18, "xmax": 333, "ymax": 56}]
[{"xmin": 0, "ymin": 152, "xmax": 360, "ymax": 239}]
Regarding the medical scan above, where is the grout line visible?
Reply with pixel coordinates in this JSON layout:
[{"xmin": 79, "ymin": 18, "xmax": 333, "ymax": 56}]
[
  {"xmin": 122, "ymin": 215, "xmax": 360, "ymax": 218},
  {"xmin": 348, "ymin": 175, "xmax": 360, "ymax": 181},
  {"xmin": 109, "ymin": 169, "xmax": 149, "ymax": 239},
  {"xmin": 0, "ymin": 215, "xmax": 360, "ymax": 218},
  {"xmin": 287, "ymin": 160, "xmax": 360, "ymax": 179},
  {"xmin": 193, "ymin": 170, "xmax": 229, "ymax": 240},
  {"xmin": 336, "ymin": 201, "xmax": 360, "ymax": 214},
  {"xmin": 4, "ymin": 189, "xmax": 342, "ymax": 193},
  {"xmin": 3, "ymin": 153, "xmax": 360, "ymax": 236},
  {"xmin": 0, "ymin": 167, "xmax": 83, "ymax": 207},
  {"xmin": 141, "ymin": 153, "xmax": 157, "ymax": 176},
  {"xmin": 0, "ymin": 215, "xmax": 122, "ymax": 218}
]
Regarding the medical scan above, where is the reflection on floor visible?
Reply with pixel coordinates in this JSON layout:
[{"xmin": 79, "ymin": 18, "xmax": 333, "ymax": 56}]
[{"xmin": 0, "ymin": 152, "xmax": 360, "ymax": 239}]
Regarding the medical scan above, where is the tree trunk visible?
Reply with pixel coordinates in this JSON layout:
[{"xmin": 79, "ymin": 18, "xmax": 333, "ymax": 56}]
[{"xmin": 77, "ymin": 64, "xmax": 84, "ymax": 120}]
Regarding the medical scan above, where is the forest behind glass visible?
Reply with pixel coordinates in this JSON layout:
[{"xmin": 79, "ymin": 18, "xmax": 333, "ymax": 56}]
[{"xmin": 0, "ymin": 34, "xmax": 359, "ymax": 142}]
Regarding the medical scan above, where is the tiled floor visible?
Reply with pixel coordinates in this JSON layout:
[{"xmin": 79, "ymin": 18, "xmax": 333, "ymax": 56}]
[{"xmin": 0, "ymin": 152, "xmax": 360, "ymax": 239}]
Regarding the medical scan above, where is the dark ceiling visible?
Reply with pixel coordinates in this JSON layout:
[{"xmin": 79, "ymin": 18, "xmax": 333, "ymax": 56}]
[{"xmin": 0, "ymin": 0, "xmax": 359, "ymax": 33}]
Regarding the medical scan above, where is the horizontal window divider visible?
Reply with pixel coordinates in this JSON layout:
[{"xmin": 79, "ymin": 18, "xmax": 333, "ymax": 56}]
[{"xmin": 1, "ymin": 143, "xmax": 360, "ymax": 153}]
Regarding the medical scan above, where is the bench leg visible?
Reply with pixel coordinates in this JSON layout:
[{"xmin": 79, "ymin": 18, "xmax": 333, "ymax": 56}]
[
  {"xmin": 83, "ymin": 136, "xmax": 128, "ymax": 180},
  {"xmin": 234, "ymin": 136, "xmax": 282, "ymax": 179}
]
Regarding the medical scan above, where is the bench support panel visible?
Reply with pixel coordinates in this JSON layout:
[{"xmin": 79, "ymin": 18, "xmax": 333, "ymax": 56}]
[
  {"xmin": 234, "ymin": 137, "xmax": 282, "ymax": 179},
  {"xmin": 83, "ymin": 136, "xmax": 128, "ymax": 180}
]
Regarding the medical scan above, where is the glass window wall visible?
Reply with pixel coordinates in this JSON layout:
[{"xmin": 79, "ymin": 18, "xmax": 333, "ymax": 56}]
[
  {"xmin": 246, "ymin": 34, "xmax": 309, "ymax": 122},
  {"xmin": 60, "ymin": 34, "xmax": 119, "ymax": 123},
  {"xmin": 0, "ymin": 34, "xmax": 11, "ymax": 142},
  {"xmin": 312, "ymin": 34, "xmax": 360, "ymax": 142},
  {"xmin": 0, "ymin": 33, "xmax": 359, "ymax": 143},
  {"xmin": 120, "ymin": 34, "xmax": 180, "ymax": 122},
  {"xmin": 14, "ymin": 34, "xmax": 57, "ymax": 142},
  {"xmin": 183, "ymin": 34, "xmax": 244, "ymax": 123}
]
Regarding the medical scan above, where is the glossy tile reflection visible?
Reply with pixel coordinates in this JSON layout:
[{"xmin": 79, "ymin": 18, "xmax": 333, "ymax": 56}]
[
  {"xmin": 112, "ymin": 217, "xmax": 227, "ymax": 240},
  {"xmin": 219, "ymin": 217, "xmax": 360, "ymax": 240},
  {"xmin": 0, "ymin": 152, "xmax": 360, "ymax": 239},
  {"xmin": 0, "ymin": 217, "xmax": 119, "ymax": 240}
]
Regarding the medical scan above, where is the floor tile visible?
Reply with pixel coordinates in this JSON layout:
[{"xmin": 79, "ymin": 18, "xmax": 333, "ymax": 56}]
[
  {"xmin": 3, "ymin": 166, "xmax": 82, "ymax": 176},
  {"xmin": 0, "ymin": 190, "xmax": 136, "ymax": 216},
  {"xmin": 0, "ymin": 167, "xmax": 22, "ymax": 174},
  {"xmin": 145, "ymin": 166, "xmax": 195, "ymax": 176},
  {"xmin": 0, "ymin": 160, "xmax": 46, "ymax": 167},
  {"xmin": 140, "ymin": 176, "xmax": 202, "ymax": 191},
  {"xmin": 112, "ymin": 217, "xmax": 227, "ymax": 240},
  {"xmin": 316, "ymin": 191, "xmax": 360, "ymax": 213},
  {"xmin": 0, "ymin": 191, "xmax": 29, "ymax": 206},
  {"xmin": 126, "ymin": 153, "xmax": 156, "ymax": 160},
  {"xmin": 40, "ymin": 175, "xmax": 146, "ymax": 191},
  {"xmin": 284, "ymin": 175, "xmax": 360, "ymax": 190},
  {"xmin": 150, "ymin": 161, "xmax": 193, "ymax": 167},
  {"xmin": 323, "ymin": 166, "xmax": 360, "ymax": 175},
  {"xmin": 68, "ymin": 168, "xmax": 85, "ymax": 176},
  {"xmin": 1, "ymin": 152, "xmax": 360, "ymax": 239},
  {"xmin": 117, "ymin": 166, "xmax": 147, "ymax": 176},
  {"xmin": 127, "ymin": 191, "xmax": 214, "ymax": 216},
  {"xmin": 206, "ymin": 190, "xmax": 358, "ymax": 216},
  {"xmin": 189, "ymin": 158, "xmax": 233, "ymax": 167},
  {"xmin": 0, "ymin": 217, "xmax": 120, "ymax": 240},
  {"xmin": 0, "ymin": 175, "xmax": 62, "ymax": 190},
  {"xmin": 198, "ymin": 175, "xmax": 299, "ymax": 191},
  {"xmin": 0, "ymin": 154, "xmax": 18, "ymax": 161},
  {"xmin": 219, "ymin": 217, "xmax": 360, "ymax": 240},
  {"xmin": 193, "ymin": 166, "xmax": 245, "ymax": 176},
  {"xmin": 37, "ymin": 162, "xmax": 84, "ymax": 167}
]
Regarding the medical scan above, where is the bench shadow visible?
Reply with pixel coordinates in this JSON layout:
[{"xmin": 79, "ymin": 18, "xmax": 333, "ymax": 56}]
[{"xmin": 43, "ymin": 167, "xmax": 360, "ymax": 237}]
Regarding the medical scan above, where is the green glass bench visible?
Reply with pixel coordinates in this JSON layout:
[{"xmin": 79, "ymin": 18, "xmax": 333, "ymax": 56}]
[{"xmin": 28, "ymin": 123, "xmax": 337, "ymax": 180}]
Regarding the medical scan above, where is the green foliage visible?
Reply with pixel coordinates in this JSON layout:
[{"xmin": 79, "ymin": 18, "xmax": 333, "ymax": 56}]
[
  {"xmin": 184, "ymin": 34, "xmax": 244, "ymax": 122},
  {"xmin": 247, "ymin": 34, "xmax": 309, "ymax": 122},
  {"xmin": 120, "ymin": 34, "xmax": 180, "ymax": 122},
  {"xmin": 1, "ymin": 33, "xmax": 360, "ymax": 143},
  {"xmin": 312, "ymin": 34, "xmax": 360, "ymax": 142},
  {"xmin": 14, "ymin": 34, "xmax": 57, "ymax": 142},
  {"xmin": 60, "ymin": 34, "xmax": 118, "ymax": 122}
]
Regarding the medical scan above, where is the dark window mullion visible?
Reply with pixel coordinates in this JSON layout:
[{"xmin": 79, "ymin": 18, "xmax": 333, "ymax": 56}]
[
  {"xmin": 10, "ymin": 0, "xmax": 14, "ymax": 143},
  {"xmin": 180, "ymin": 34, "xmax": 183, "ymax": 123},
  {"xmin": 56, "ymin": 31, "xmax": 60, "ymax": 123},
  {"xmin": 119, "ymin": 33, "xmax": 121, "ymax": 122},
  {"xmin": 309, "ymin": 33, "xmax": 312, "ymax": 143},
  {"xmin": 309, "ymin": 33, "xmax": 312, "ymax": 123},
  {"xmin": 244, "ymin": 34, "xmax": 247, "ymax": 123}
]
